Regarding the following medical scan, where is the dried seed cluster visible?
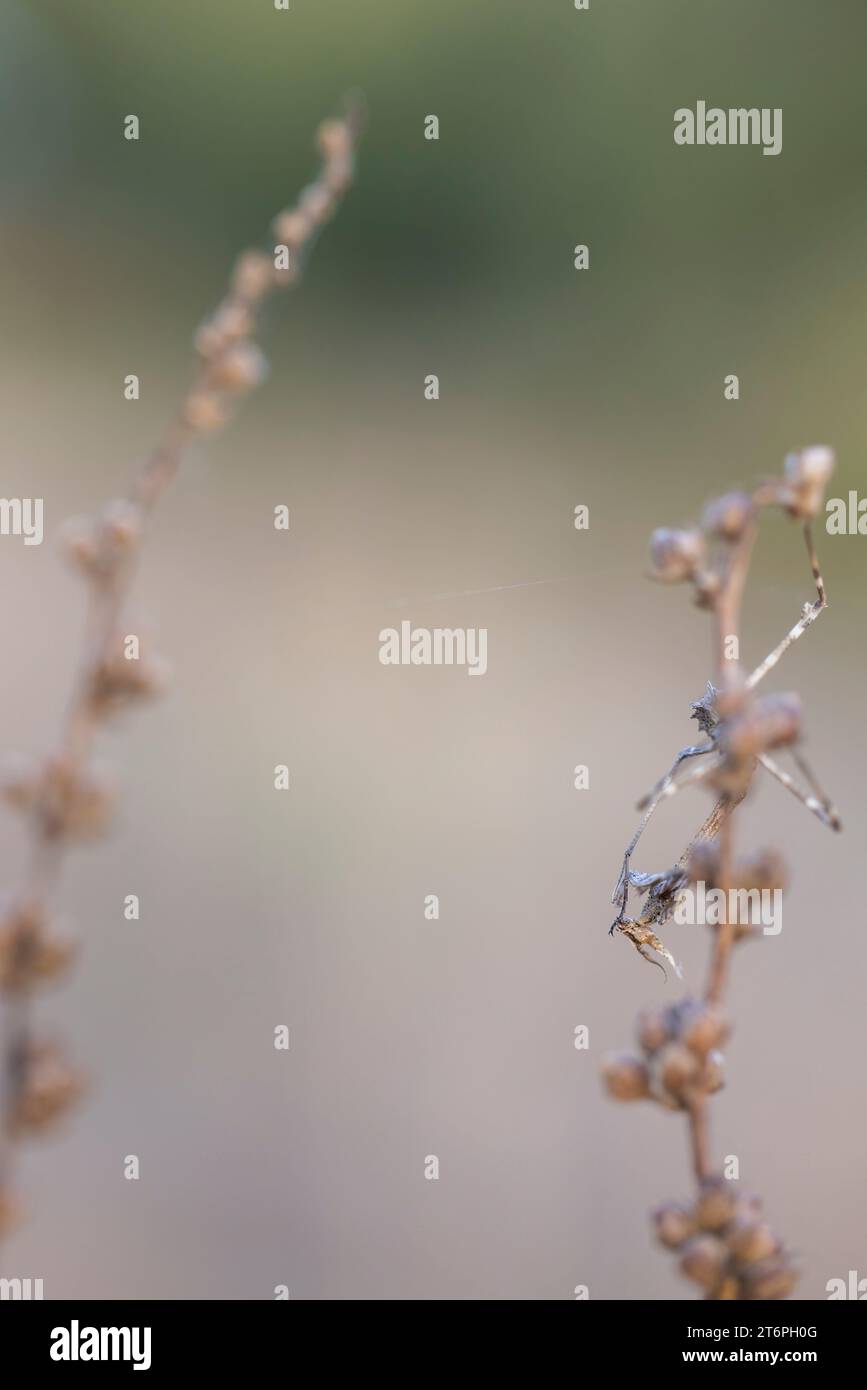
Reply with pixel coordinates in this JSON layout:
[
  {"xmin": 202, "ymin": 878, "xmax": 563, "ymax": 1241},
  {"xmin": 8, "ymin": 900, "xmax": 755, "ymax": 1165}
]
[
  {"xmin": 653, "ymin": 1180, "xmax": 798, "ymax": 1300},
  {"xmin": 779, "ymin": 446, "xmax": 835, "ymax": 521},
  {"xmin": 0, "ymin": 901, "xmax": 76, "ymax": 994},
  {"xmin": 62, "ymin": 498, "xmax": 142, "ymax": 583},
  {"xmin": 2, "ymin": 754, "xmax": 117, "ymax": 842},
  {"xmin": 648, "ymin": 448, "xmax": 834, "ymax": 604},
  {"xmin": 710, "ymin": 689, "xmax": 801, "ymax": 799},
  {"xmin": 607, "ymin": 451, "xmax": 838, "ymax": 1300},
  {"xmin": 686, "ymin": 841, "xmax": 789, "ymax": 943},
  {"xmin": 0, "ymin": 103, "xmax": 362, "ymax": 1232},
  {"xmin": 7, "ymin": 1042, "xmax": 85, "ymax": 1140},
  {"xmin": 190, "ymin": 116, "xmax": 357, "ymax": 437},
  {"xmin": 602, "ymin": 998, "xmax": 728, "ymax": 1109}
]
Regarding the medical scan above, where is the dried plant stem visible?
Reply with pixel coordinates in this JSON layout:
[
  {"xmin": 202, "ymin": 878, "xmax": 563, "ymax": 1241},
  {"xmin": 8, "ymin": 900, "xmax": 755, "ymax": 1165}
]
[
  {"xmin": 605, "ymin": 449, "xmax": 840, "ymax": 1300},
  {"xmin": 701, "ymin": 519, "xmax": 755, "ymax": 1013},
  {"xmin": 704, "ymin": 809, "xmax": 736, "ymax": 1010},
  {"xmin": 686, "ymin": 535, "xmax": 747, "ymax": 1194},
  {"xmin": 686, "ymin": 1091, "xmax": 711, "ymax": 1185},
  {"xmin": 0, "ymin": 103, "xmax": 362, "ymax": 1227}
]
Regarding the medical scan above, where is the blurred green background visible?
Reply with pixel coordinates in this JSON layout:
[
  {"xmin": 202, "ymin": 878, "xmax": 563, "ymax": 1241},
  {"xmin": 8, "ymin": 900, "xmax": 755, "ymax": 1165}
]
[{"xmin": 1, "ymin": 0, "xmax": 865, "ymax": 1299}]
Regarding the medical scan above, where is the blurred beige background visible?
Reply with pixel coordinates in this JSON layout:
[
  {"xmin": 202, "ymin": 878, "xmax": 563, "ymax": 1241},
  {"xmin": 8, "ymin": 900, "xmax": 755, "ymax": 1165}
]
[{"xmin": 1, "ymin": 0, "xmax": 865, "ymax": 1297}]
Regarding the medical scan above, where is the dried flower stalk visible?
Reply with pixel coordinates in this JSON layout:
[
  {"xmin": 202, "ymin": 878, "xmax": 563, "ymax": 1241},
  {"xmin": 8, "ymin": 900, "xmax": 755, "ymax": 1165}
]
[
  {"xmin": 0, "ymin": 101, "xmax": 363, "ymax": 1240},
  {"xmin": 603, "ymin": 448, "xmax": 841, "ymax": 1299}
]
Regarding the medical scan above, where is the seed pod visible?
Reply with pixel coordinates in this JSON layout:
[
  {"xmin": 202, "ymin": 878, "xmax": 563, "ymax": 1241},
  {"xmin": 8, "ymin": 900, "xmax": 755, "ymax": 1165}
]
[
  {"xmin": 195, "ymin": 301, "xmax": 254, "ymax": 357},
  {"xmin": 680, "ymin": 1234, "xmax": 729, "ymax": 1291},
  {"xmin": 10, "ymin": 1042, "xmax": 85, "ymax": 1136},
  {"xmin": 725, "ymin": 693, "xmax": 802, "ymax": 760},
  {"xmin": 61, "ymin": 504, "xmax": 141, "ymax": 583},
  {"xmin": 681, "ymin": 1005, "xmax": 730, "ymax": 1057},
  {"xmin": 183, "ymin": 392, "xmax": 229, "ymax": 434},
  {"xmin": 601, "ymin": 1052, "xmax": 649, "ymax": 1101},
  {"xmin": 0, "ymin": 902, "xmax": 76, "ymax": 993},
  {"xmin": 60, "ymin": 517, "xmax": 102, "ymax": 577},
  {"xmin": 25, "ymin": 934, "xmax": 76, "ymax": 987},
  {"xmin": 695, "ymin": 1178, "xmax": 739, "ymax": 1232},
  {"xmin": 194, "ymin": 320, "xmax": 224, "ymax": 358},
  {"xmin": 647, "ymin": 1056, "xmax": 686, "ymax": 1112},
  {"xmin": 658, "ymin": 1041, "xmax": 700, "ymax": 1093},
  {"xmin": 652, "ymin": 1203, "xmax": 695, "ymax": 1250},
  {"xmin": 649, "ymin": 527, "xmax": 705, "ymax": 583},
  {"xmin": 740, "ymin": 1253, "xmax": 799, "ymax": 1301},
  {"xmin": 781, "ymin": 446, "xmax": 835, "ymax": 520},
  {"xmin": 101, "ymin": 499, "xmax": 142, "ymax": 550},
  {"xmin": 703, "ymin": 491, "xmax": 753, "ymax": 541},
  {"xmin": 687, "ymin": 840, "xmax": 720, "ymax": 888},
  {"xmin": 716, "ymin": 682, "xmax": 750, "ymax": 723},
  {"xmin": 37, "ymin": 759, "xmax": 115, "ymax": 841},
  {"xmin": 636, "ymin": 1007, "xmax": 671, "ymax": 1054},
  {"xmin": 210, "ymin": 341, "xmax": 269, "ymax": 394},
  {"xmin": 794, "ymin": 444, "xmax": 835, "ymax": 483},
  {"xmin": 665, "ymin": 996, "xmax": 697, "ymax": 1033},
  {"xmin": 734, "ymin": 848, "xmax": 789, "ymax": 895},
  {"xmin": 692, "ymin": 568, "xmax": 722, "ymax": 609},
  {"xmin": 216, "ymin": 301, "xmax": 255, "ymax": 340},
  {"xmin": 88, "ymin": 646, "xmax": 169, "ymax": 718},
  {"xmin": 727, "ymin": 1217, "xmax": 779, "ymax": 1265}
]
